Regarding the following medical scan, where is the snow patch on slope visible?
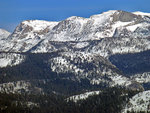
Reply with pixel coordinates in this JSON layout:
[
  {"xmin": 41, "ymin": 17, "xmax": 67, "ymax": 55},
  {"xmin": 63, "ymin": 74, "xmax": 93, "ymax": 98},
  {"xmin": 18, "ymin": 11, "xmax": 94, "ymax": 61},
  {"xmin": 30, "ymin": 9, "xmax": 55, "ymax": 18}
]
[
  {"xmin": 110, "ymin": 75, "xmax": 131, "ymax": 87},
  {"xmin": 131, "ymin": 72, "xmax": 150, "ymax": 83},
  {"xmin": 126, "ymin": 23, "xmax": 143, "ymax": 32},
  {"xmin": 122, "ymin": 90, "xmax": 150, "ymax": 113},
  {"xmin": 68, "ymin": 90, "xmax": 101, "ymax": 102},
  {"xmin": 113, "ymin": 21, "xmax": 132, "ymax": 28},
  {"xmin": 74, "ymin": 42, "xmax": 89, "ymax": 48},
  {"xmin": 90, "ymin": 10, "xmax": 116, "ymax": 25},
  {"xmin": 133, "ymin": 11, "xmax": 150, "ymax": 17},
  {"xmin": 0, "ymin": 53, "xmax": 25, "ymax": 68}
]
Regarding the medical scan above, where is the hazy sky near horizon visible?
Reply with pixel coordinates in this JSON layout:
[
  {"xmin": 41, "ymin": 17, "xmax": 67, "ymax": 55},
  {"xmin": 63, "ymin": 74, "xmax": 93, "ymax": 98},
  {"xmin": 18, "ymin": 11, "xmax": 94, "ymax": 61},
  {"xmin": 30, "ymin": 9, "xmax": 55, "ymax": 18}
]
[{"xmin": 1, "ymin": 0, "xmax": 150, "ymax": 32}]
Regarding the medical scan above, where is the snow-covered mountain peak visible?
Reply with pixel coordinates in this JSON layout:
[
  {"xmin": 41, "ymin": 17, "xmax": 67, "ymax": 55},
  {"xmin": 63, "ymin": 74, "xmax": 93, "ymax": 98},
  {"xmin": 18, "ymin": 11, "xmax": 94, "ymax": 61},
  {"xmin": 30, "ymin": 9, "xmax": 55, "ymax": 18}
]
[
  {"xmin": 67, "ymin": 16, "xmax": 86, "ymax": 20},
  {"xmin": 9, "ymin": 19, "xmax": 58, "ymax": 40},
  {"xmin": 0, "ymin": 28, "xmax": 10, "ymax": 38},
  {"xmin": 0, "ymin": 28, "xmax": 10, "ymax": 35},
  {"xmin": 22, "ymin": 20, "xmax": 58, "ymax": 31},
  {"xmin": 0, "ymin": 20, "xmax": 59, "ymax": 52}
]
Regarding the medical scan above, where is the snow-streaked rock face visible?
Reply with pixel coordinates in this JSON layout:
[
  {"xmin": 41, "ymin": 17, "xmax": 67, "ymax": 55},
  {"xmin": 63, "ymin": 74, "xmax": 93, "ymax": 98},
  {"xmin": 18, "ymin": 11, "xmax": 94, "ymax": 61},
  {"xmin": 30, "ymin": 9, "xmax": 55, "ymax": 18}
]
[
  {"xmin": 0, "ymin": 53, "xmax": 25, "ymax": 67},
  {"xmin": 122, "ymin": 90, "xmax": 150, "ymax": 113},
  {"xmin": 68, "ymin": 90, "xmax": 101, "ymax": 102}
]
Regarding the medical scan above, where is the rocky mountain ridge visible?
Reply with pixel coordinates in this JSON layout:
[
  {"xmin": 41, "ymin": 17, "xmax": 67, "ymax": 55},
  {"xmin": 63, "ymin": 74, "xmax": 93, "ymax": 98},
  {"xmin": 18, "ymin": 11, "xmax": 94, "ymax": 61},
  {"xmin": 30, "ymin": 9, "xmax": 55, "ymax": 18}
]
[
  {"xmin": 1, "ymin": 10, "xmax": 150, "ymax": 54},
  {"xmin": 0, "ymin": 10, "xmax": 150, "ymax": 91}
]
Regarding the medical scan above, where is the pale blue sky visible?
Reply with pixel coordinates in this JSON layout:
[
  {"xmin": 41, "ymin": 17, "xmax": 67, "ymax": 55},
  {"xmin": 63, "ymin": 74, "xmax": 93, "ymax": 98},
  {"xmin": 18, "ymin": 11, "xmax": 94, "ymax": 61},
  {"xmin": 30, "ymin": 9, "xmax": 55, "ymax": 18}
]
[{"xmin": 1, "ymin": 0, "xmax": 150, "ymax": 32}]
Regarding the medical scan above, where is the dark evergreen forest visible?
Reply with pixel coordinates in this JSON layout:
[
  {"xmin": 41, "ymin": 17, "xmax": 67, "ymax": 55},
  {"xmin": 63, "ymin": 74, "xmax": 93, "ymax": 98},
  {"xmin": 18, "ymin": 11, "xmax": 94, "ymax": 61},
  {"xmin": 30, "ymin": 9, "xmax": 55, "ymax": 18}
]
[{"xmin": 0, "ymin": 87, "xmax": 142, "ymax": 113}]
